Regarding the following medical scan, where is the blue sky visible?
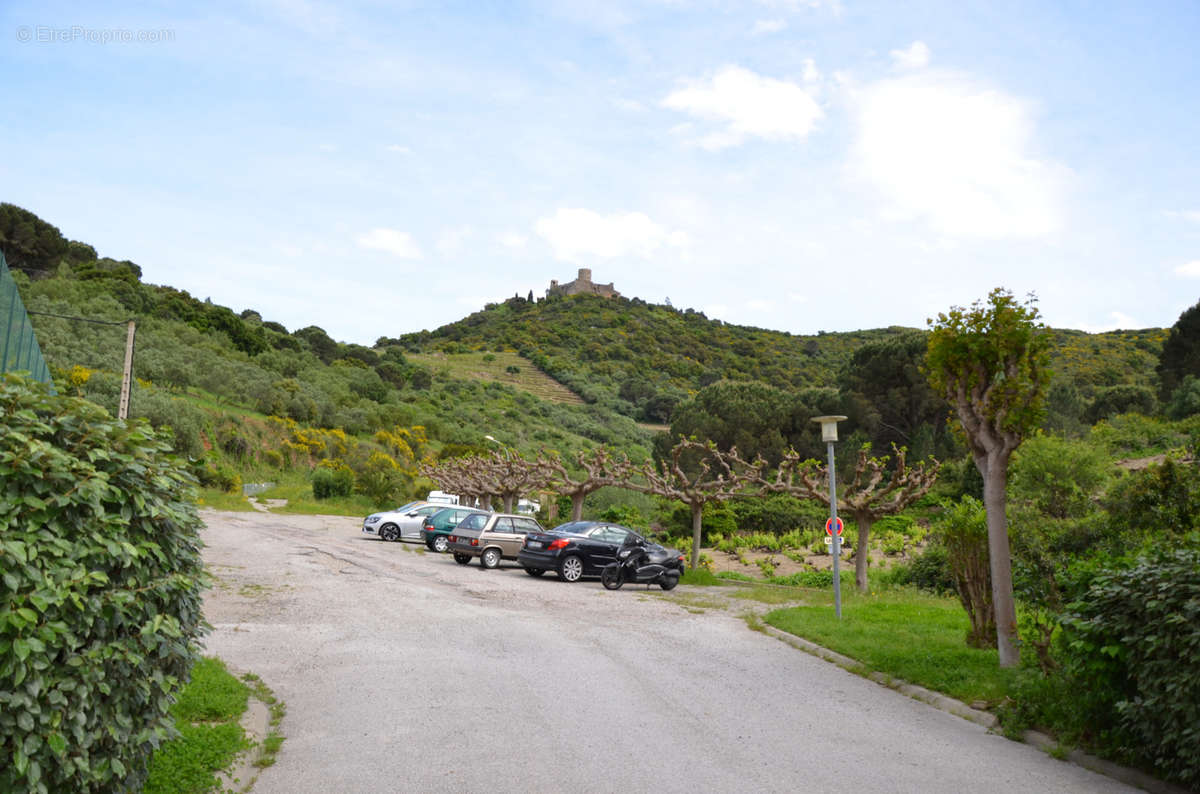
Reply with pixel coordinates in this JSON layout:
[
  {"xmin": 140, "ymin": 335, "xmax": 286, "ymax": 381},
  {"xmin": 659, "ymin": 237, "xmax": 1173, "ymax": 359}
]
[{"xmin": 3, "ymin": 0, "xmax": 1199, "ymax": 345}]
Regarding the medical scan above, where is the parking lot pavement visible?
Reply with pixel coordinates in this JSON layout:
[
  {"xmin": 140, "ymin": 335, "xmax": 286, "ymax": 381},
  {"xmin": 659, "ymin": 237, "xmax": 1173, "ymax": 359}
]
[{"xmin": 199, "ymin": 509, "xmax": 1138, "ymax": 794}]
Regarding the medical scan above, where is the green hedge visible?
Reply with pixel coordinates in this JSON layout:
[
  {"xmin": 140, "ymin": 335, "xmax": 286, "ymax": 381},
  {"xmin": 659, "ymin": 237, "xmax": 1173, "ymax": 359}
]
[
  {"xmin": 0, "ymin": 375, "xmax": 208, "ymax": 792},
  {"xmin": 1058, "ymin": 546, "xmax": 1200, "ymax": 788}
]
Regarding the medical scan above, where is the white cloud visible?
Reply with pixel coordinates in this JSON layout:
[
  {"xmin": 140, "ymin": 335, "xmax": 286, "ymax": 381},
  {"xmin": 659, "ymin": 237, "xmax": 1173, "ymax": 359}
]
[
  {"xmin": 498, "ymin": 232, "xmax": 528, "ymax": 249},
  {"xmin": 849, "ymin": 70, "xmax": 1065, "ymax": 239},
  {"xmin": 890, "ymin": 41, "xmax": 931, "ymax": 70},
  {"xmin": 613, "ymin": 98, "xmax": 645, "ymax": 112},
  {"xmin": 534, "ymin": 208, "xmax": 688, "ymax": 262},
  {"xmin": 802, "ymin": 58, "xmax": 820, "ymax": 83},
  {"xmin": 662, "ymin": 65, "xmax": 823, "ymax": 150},
  {"xmin": 318, "ymin": 143, "xmax": 338, "ymax": 152},
  {"xmin": 1165, "ymin": 210, "xmax": 1200, "ymax": 223},
  {"xmin": 386, "ymin": 144, "xmax": 412, "ymax": 154},
  {"xmin": 746, "ymin": 299, "xmax": 774, "ymax": 311},
  {"xmin": 705, "ymin": 303, "xmax": 730, "ymax": 318},
  {"xmin": 751, "ymin": 19, "xmax": 787, "ymax": 35},
  {"xmin": 356, "ymin": 228, "xmax": 422, "ymax": 259},
  {"xmin": 1175, "ymin": 260, "xmax": 1200, "ymax": 277}
]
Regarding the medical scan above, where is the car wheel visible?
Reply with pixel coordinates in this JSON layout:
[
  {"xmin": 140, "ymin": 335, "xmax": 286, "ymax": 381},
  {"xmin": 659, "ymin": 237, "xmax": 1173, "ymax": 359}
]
[
  {"xmin": 480, "ymin": 548, "xmax": 501, "ymax": 569},
  {"xmin": 557, "ymin": 554, "xmax": 584, "ymax": 583},
  {"xmin": 432, "ymin": 535, "xmax": 449, "ymax": 553},
  {"xmin": 380, "ymin": 524, "xmax": 400, "ymax": 542},
  {"xmin": 453, "ymin": 553, "xmax": 471, "ymax": 565},
  {"xmin": 523, "ymin": 567, "xmax": 546, "ymax": 577}
]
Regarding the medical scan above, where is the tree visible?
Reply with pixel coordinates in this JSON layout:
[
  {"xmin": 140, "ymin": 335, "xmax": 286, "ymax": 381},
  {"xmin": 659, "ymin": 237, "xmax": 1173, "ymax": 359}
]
[
  {"xmin": 631, "ymin": 438, "xmax": 764, "ymax": 570},
  {"xmin": 926, "ymin": 288, "xmax": 1050, "ymax": 667},
  {"xmin": 543, "ymin": 447, "xmax": 637, "ymax": 521},
  {"xmin": 769, "ymin": 444, "xmax": 940, "ymax": 592},
  {"xmin": 839, "ymin": 331, "xmax": 950, "ymax": 457},
  {"xmin": 1156, "ymin": 299, "xmax": 1200, "ymax": 401},
  {"xmin": 668, "ymin": 380, "xmax": 790, "ymax": 466}
]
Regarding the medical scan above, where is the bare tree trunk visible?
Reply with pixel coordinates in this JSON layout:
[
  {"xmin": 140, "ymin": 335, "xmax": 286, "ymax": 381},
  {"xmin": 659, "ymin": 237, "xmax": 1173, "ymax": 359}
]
[
  {"xmin": 980, "ymin": 453, "xmax": 1020, "ymax": 667},
  {"xmin": 502, "ymin": 495, "xmax": 515, "ymax": 513},
  {"xmin": 854, "ymin": 510, "xmax": 872, "ymax": 593},
  {"xmin": 548, "ymin": 499, "xmax": 559, "ymax": 523},
  {"xmin": 570, "ymin": 493, "xmax": 586, "ymax": 521},
  {"xmin": 690, "ymin": 502, "xmax": 703, "ymax": 571}
]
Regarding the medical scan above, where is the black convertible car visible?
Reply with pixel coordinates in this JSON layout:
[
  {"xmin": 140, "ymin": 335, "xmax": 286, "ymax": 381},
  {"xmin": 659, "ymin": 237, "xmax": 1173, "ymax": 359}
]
[{"xmin": 517, "ymin": 520, "xmax": 685, "ymax": 583}]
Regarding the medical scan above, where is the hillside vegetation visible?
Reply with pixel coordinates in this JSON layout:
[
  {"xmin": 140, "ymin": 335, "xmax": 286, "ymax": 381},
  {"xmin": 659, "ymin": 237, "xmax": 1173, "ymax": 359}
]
[{"xmin": 387, "ymin": 293, "xmax": 1164, "ymax": 427}]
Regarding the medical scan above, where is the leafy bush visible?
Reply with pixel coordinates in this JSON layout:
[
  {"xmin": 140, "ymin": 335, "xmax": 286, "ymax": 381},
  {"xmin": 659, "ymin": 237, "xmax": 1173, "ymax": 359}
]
[
  {"xmin": 0, "ymin": 375, "xmax": 208, "ymax": 793},
  {"xmin": 906, "ymin": 542, "xmax": 955, "ymax": 594},
  {"xmin": 1057, "ymin": 546, "xmax": 1200, "ymax": 788},
  {"xmin": 935, "ymin": 497, "xmax": 994, "ymax": 648},
  {"xmin": 192, "ymin": 457, "xmax": 242, "ymax": 494},
  {"xmin": 311, "ymin": 459, "xmax": 354, "ymax": 499}
]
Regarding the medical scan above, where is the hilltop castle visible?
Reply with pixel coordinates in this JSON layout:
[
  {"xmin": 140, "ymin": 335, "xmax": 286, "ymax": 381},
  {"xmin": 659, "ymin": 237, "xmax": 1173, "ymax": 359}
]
[{"xmin": 546, "ymin": 268, "xmax": 620, "ymax": 299}]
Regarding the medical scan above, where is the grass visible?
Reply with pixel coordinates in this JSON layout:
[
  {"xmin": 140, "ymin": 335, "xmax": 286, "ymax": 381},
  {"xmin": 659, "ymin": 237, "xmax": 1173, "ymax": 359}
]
[
  {"xmin": 253, "ymin": 475, "xmax": 379, "ymax": 517},
  {"xmin": 195, "ymin": 488, "xmax": 256, "ymax": 512},
  {"xmin": 406, "ymin": 350, "xmax": 585, "ymax": 405},
  {"xmin": 764, "ymin": 590, "xmax": 1018, "ymax": 705},
  {"xmin": 144, "ymin": 657, "xmax": 251, "ymax": 794},
  {"xmin": 144, "ymin": 658, "xmax": 287, "ymax": 793}
]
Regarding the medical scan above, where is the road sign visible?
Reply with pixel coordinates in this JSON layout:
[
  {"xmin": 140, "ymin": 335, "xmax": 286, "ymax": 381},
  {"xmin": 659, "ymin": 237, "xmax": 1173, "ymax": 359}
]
[{"xmin": 825, "ymin": 517, "xmax": 844, "ymax": 536}]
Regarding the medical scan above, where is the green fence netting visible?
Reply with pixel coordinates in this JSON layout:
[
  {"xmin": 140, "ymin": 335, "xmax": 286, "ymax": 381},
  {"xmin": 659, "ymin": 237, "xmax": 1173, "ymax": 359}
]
[{"xmin": 1, "ymin": 250, "xmax": 54, "ymax": 385}]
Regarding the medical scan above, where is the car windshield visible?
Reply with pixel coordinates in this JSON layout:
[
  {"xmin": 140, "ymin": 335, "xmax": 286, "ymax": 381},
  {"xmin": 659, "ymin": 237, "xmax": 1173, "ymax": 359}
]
[
  {"xmin": 428, "ymin": 507, "xmax": 455, "ymax": 521},
  {"xmin": 392, "ymin": 501, "xmax": 421, "ymax": 513}
]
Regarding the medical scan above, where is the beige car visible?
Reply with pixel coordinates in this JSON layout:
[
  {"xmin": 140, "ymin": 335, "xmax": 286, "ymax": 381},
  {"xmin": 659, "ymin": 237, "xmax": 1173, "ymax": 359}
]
[{"xmin": 447, "ymin": 512, "xmax": 545, "ymax": 569}]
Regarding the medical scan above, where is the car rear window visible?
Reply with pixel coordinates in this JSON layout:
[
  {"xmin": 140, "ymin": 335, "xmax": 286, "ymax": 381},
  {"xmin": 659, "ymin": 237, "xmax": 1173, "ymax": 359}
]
[{"xmin": 458, "ymin": 513, "xmax": 488, "ymax": 531}]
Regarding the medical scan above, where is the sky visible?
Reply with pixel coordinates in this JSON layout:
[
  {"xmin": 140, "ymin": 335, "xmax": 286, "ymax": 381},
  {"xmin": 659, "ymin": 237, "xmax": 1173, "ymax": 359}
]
[{"xmin": 3, "ymin": 0, "xmax": 1199, "ymax": 346}]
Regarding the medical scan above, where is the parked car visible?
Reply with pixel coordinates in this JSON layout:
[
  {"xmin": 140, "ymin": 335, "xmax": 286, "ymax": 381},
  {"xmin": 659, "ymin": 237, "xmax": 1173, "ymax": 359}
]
[
  {"xmin": 446, "ymin": 512, "xmax": 545, "ymax": 568},
  {"xmin": 517, "ymin": 521, "xmax": 685, "ymax": 583},
  {"xmin": 361, "ymin": 501, "xmax": 446, "ymax": 542},
  {"xmin": 421, "ymin": 506, "xmax": 490, "ymax": 553}
]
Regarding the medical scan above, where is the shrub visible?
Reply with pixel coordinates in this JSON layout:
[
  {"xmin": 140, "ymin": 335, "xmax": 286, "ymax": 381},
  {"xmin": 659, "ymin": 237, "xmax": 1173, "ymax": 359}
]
[
  {"xmin": 1057, "ymin": 546, "xmax": 1200, "ymax": 788},
  {"xmin": 935, "ymin": 497, "xmax": 994, "ymax": 648},
  {"xmin": 311, "ymin": 459, "xmax": 354, "ymax": 499},
  {"xmin": 0, "ymin": 375, "xmax": 208, "ymax": 793},
  {"xmin": 768, "ymin": 570, "xmax": 853, "ymax": 588}
]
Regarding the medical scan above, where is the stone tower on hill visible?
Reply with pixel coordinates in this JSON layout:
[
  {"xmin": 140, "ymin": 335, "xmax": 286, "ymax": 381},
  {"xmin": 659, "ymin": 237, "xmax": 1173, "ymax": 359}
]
[{"xmin": 546, "ymin": 268, "xmax": 620, "ymax": 299}]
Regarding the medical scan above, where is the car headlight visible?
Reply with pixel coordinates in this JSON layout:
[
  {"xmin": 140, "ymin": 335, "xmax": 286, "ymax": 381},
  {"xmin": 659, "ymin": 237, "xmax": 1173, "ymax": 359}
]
[{"xmin": 365, "ymin": 516, "xmax": 380, "ymax": 524}]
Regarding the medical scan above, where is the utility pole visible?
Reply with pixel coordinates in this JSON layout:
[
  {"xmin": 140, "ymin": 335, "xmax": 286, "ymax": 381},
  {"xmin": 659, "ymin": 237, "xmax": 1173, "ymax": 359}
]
[{"xmin": 118, "ymin": 320, "xmax": 136, "ymax": 419}]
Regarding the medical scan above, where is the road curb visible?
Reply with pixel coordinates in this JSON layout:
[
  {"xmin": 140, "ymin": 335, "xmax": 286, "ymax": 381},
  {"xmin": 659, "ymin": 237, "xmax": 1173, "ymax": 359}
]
[{"xmin": 761, "ymin": 625, "xmax": 1190, "ymax": 794}]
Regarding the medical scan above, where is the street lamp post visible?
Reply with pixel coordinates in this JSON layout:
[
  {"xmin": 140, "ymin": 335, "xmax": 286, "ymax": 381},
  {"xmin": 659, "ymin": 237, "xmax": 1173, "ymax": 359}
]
[
  {"xmin": 812, "ymin": 415, "xmax": 848, "ymax": 619},
  {"xmin": 484, "ymin": 434, "xmax": 512, "ymax": 460}
]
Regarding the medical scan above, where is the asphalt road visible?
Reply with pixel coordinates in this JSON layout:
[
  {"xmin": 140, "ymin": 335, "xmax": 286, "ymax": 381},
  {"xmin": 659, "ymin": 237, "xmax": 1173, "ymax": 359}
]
[{"xmin": 200, "ymin": 509, "xmax": 1137, "ymax": 794}]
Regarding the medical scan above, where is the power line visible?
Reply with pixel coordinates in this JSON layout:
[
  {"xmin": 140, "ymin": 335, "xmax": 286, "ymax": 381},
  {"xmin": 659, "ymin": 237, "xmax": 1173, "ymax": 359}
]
[{"xmin": 26, "ymin": 309, "xmax": 132, "ymax": 326}]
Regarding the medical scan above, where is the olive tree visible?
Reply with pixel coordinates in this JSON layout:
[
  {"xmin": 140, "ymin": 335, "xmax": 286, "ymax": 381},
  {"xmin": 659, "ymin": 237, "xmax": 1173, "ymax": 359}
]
[{"xmin": 926, "ymin": 288, "xmax": 1050, "ymax": 667}]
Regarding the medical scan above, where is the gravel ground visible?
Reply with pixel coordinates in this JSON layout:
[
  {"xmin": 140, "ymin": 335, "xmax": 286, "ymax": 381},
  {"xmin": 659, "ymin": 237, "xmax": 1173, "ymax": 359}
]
[{"xmin": 200, "ymin": 509, "xmax": 1137, "ymax": 794}]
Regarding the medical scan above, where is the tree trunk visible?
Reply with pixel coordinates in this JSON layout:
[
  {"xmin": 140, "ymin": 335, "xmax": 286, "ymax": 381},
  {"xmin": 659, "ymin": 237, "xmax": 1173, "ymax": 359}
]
[
  {"xmin": 547, "ymin": 499, "xmax": 559, "ymax": 523},
  {"xmin": 854, "ymin": 510, "xmax": 872, "ymax": 593},
  {"xmin": 502, "ymin": 495, "xmax": 515, "ymax": 513},
  {"xmin": 980, "ymin": 453, "xmax": 1020, "ymax": 667},
  {"xmin": 690, "ymin": 502, "xmax": 703, "ymax": 572},
  {"xmin": 570, "ymin": 493, "xmax": 586, "ymax": 521}
]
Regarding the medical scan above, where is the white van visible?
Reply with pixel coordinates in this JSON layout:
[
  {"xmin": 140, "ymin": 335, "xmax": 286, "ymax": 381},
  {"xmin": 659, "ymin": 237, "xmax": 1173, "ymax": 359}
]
[{"xmin": 427, "ymin": 490, "xmax": 460, "ymax": 505}]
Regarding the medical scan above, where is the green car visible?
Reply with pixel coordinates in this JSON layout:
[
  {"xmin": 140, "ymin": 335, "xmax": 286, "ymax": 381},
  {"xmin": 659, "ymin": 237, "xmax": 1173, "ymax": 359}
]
[{"xmin": 421, "ymin": 506, "xmax": 490, "ymax": 553}]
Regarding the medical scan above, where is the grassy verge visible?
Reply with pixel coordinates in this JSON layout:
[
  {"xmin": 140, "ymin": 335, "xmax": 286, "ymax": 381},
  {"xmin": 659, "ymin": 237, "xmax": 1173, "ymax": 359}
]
[
  {"xmin": 253, "ymin": 474, "xmax": 380, "ymax": 517},
  {"xmin": 144, "ymin": 657, "xmax": 287, "ymax": 793},
  {"xmin": 144, "ymin": 657, "xmax": 251, "ymax": 794},
  {"xmin": 764, "ymin": 590, "xmax": 1018, "ymax": 705},
  {"xmin": 195, "ymin": 488, "xmax": 256, "ymax": 512}
]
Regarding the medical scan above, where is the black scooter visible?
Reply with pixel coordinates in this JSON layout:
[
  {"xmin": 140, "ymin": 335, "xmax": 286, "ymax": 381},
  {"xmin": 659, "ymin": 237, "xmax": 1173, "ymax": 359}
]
[{"xmin": 601, "ymin": 538, "xmax": 683, "ymax": 591}]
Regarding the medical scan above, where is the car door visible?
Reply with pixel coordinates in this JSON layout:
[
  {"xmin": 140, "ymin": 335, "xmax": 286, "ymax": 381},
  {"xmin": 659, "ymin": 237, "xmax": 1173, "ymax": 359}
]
[
  {"xmin": 585, "ymin": 525, "xmax": 630, "ymax": 571},
  {"xmin": 488, "ymin": 517, "xmax": 521, "ymax": 557},
  {"xmin": 402, "ymin": 505, "xmax": 442, "ymax": 538}
]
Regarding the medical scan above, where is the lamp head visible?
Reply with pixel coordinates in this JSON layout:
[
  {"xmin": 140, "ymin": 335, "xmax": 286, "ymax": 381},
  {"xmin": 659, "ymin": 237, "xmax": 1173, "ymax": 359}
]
[{"xmin": 812, "ymin": 415, "xmax": 848, "ymax": 443}]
